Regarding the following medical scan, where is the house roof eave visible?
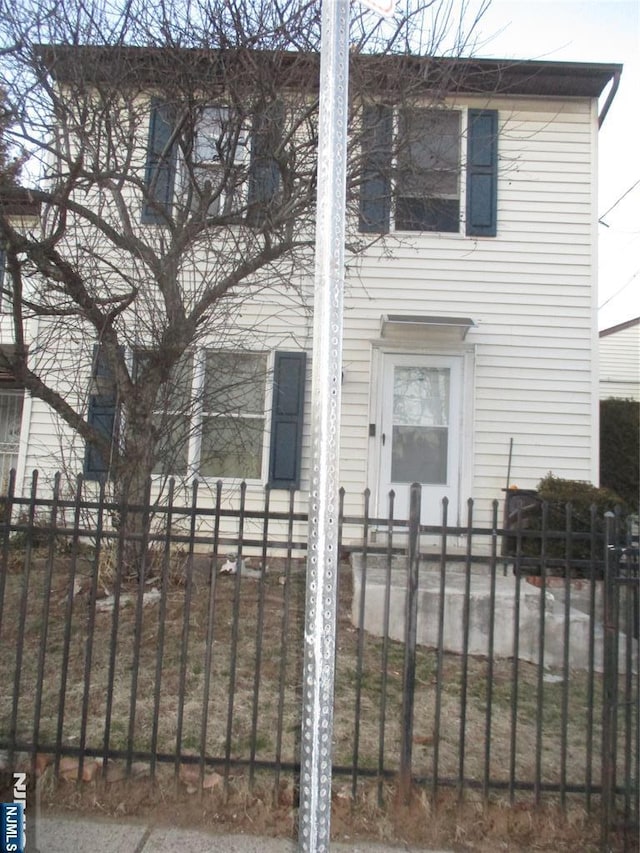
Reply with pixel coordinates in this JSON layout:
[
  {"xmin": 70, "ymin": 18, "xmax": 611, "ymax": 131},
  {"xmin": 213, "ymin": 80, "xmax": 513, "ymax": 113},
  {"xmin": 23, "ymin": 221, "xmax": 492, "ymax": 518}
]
[
  {"xmin": 35, "ymin": 44, "xmax": 622, "ymax": 101},
  {"xmin": 599, "ymin": 317, "xmax": 640, "ymax": 338}
]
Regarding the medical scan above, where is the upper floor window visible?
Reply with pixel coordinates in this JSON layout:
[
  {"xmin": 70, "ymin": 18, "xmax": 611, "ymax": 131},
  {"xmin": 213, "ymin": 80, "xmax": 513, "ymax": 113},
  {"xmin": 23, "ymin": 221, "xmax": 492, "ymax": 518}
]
[
  {"xmin": 396, "ymin": 109, "xmax": 461, "ymax": 233},
  {"xmin": 359, "ymin": 106, "xmax": 498, "ymax": 238},
  {"xmin": 190, "ymin": 106, "xmax": 249, "ymax": 217},
  {"xmin": 142, "ymin": 98, "xmax": 282, "ymax": 225}
]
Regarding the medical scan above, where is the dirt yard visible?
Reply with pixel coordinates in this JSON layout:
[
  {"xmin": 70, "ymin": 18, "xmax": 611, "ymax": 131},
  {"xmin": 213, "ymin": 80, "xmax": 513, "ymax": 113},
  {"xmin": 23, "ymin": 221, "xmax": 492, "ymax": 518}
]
[{"xmin": 0, "ymin": 548, "xmax": 617, "ymax": 849}]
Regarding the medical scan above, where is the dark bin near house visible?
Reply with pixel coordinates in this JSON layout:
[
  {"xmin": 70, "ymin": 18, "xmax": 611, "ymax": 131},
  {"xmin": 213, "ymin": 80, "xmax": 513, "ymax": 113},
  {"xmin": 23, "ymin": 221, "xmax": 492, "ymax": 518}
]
[{"xmin": 502, "ymin": 488, "xmax": 542, "ymax": 559}]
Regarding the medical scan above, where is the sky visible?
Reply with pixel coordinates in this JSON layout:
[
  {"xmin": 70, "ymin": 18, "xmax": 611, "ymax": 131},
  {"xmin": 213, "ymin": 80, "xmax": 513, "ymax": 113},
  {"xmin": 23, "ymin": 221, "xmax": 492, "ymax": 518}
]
[{"xmin": 465, "ymin": 0, "xmax": 639, "ymax": 330}]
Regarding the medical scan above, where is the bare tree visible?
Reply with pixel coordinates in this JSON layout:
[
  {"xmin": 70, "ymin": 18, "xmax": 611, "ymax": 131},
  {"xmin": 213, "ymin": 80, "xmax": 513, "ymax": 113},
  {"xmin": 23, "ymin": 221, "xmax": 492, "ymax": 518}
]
[{"xmin": 0, "ymin": 0, "xmax": 492, "ymax": 508}]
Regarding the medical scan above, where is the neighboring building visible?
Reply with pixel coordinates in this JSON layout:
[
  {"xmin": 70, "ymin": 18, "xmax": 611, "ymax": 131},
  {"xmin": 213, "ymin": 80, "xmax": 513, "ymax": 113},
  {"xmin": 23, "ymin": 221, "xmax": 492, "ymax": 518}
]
[
  {"xmin": 0, "ymin": 188, "xmax": 39, "ymax": 491},
  {"xmin": 599, "ymin": 317, "xmax": 640, "ymax": 401},
  {"xmin": 0, "ymin": 49, "xmax": 622, "ymax": 534}
]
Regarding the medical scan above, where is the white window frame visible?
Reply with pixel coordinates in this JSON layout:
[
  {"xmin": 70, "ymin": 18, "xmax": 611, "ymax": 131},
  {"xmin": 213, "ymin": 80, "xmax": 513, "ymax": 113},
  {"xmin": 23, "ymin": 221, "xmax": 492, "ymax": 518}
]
[
  {"xmin": 131, "ymin": 347, "xmax": 269, "ymax": 483},
  {"xmin": 195, "ymin": 348, "xmax": 268, "ymax": 482},
  {"xmin": 185, "ymin": 105, "xmax": 251, "ymax": 216},
  {"xmin": 390, "ymin": 106, "xmax": 467, "ymax": 235}
]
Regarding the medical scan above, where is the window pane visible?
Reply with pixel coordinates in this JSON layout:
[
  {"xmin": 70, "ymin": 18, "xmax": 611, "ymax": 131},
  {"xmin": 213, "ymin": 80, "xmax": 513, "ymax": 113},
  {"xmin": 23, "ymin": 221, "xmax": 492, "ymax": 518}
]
[
  {"xmin": 200, "ymin": 415, "xmax": 263, "ymax": 479},
  {"xmin": 0, "ymin": 391, "xmax": 24, "ymax": 450},
  {"xmin": 398, "ymin": 110, "xmax": 460, "ymax": 178},
  {"xmin": 391, "ymin": 426, "xmax": 448, "ymax": 484},
  {"xmin": 195, "ymin": 107, "xmax": 230, "ymax": 163},
  {"xmin": 204, "ymin": 351, "xmax": 266, "ymax": 415},
  {"xmin": 200, "ymin": 351, "xmax": 267, "ymax": 479},
  {"xmin": 159, "ymin": 353, "xmax": 194, "ymax": 412},
  {"xmin": 133, "ymin": 353, "xmax": 193, "ymax": 477},
  {"xmin": 0, "ymin": 390, "xmax": 23, "ymax": 490},
  {"xmin": 194, "ymin": 106, "xmax": 249, "ymax": 164},
  {"xmin": 393, "ymin": 367, "xmax": 450, "ymax": 427},
  {"xmin": 395, "ymin": 197, "xmax": 459, "ymax": 232},
  {"xmin": 191, "ymin": 163, "xmax": 226, "ymax": 215},
  {"xmin": 189, "ymin": 107, "xmax": 248, "ymax": 216}
]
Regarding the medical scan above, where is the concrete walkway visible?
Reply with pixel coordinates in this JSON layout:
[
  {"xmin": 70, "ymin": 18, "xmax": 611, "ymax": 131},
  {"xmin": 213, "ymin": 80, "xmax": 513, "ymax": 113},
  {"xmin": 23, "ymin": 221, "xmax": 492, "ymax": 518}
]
[{"xmin": 34, "ymin": 814, "xmax": 452, "ymax": 852}]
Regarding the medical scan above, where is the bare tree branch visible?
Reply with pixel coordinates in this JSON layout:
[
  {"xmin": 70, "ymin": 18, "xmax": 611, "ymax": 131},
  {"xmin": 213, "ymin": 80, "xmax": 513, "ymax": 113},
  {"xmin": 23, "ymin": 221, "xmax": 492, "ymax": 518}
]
[{"xmin": 0, "ymin": 0, "xmax": 493, "ymax": 503}]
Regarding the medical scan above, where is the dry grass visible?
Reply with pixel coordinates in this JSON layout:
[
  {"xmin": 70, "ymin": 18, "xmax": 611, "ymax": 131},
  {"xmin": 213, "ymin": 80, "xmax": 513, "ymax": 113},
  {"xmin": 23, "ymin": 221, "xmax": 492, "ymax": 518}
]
[
  {"xmin": 0, "ymin": 549, "xmax": 629, "ymax": 849},
  {"xmin": 0, "ymin": 552, "xmax": 609, "ymax": 783}
]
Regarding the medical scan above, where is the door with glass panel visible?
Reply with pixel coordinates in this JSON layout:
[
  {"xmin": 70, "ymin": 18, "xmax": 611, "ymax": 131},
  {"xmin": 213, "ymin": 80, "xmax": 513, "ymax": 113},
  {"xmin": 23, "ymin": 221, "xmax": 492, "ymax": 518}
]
[{"xmin": 378, "ymin": 355, "xmax": 461, "ymax": 525}]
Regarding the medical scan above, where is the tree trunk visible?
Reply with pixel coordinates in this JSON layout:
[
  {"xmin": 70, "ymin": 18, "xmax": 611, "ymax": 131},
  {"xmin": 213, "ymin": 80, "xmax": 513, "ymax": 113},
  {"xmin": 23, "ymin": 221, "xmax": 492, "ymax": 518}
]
[{"xmin": 112, "ymin": 404, "xmax": 158, "ymax": 581}]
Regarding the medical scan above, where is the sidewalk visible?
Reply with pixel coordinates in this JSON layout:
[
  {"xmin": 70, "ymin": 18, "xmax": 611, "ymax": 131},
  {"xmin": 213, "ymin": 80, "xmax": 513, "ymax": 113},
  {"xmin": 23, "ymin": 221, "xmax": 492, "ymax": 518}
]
[{"xmin": 35, "ymin": 815, "xmax": 453, "ymax": 852}]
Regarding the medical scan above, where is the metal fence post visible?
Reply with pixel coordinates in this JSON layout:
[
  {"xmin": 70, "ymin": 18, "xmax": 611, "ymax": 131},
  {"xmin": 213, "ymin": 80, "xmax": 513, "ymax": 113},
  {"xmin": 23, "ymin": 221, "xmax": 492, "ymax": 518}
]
[
  {"xmin": 400, "ymin": 482, "xmax": 421, "ymax": 802},
  {"xmin": 601, "ymin": 511, "xmax": 617, "ymax": 848}
]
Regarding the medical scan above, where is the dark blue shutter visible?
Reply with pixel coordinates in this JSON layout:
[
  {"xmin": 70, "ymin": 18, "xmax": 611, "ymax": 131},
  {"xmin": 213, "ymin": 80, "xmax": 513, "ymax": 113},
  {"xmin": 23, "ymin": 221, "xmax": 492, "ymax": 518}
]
[
  {"xmin": 84, "ymin": 345, "xmax": 118, "ymax": 480},
  {"xmin": 142, "ymin": 99, "xmax": 177, "ymax": 223},
  {"xmin": 268, "ymin": 351, "xmax": 306, "ymax": 489},
  {"xmin": 466, "ymin": 109, "xmax": 498, "ymax": 237},
  {"xmin": 247, "ymin": 101, "xmax": 283, "ymax": 225},
  {"xmin": 359, "ymin": 104, "xmax": 392, "ymax": 234}
]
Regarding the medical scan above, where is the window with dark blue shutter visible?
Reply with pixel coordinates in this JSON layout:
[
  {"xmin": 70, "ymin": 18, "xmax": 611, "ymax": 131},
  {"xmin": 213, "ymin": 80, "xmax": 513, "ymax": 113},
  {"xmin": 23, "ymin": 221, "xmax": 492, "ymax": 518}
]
[
  {"xmin": 359, "ymin": 104, "xmax": 393, "ymax": 233},
  {"xmin": 268, "ymin": 351, "xmax": 306, "ymax": 489},
  {"xmin": 84, "ymin": 345, "xmax": 118, "ymax": 480},
  {"xmin": 142, "ymin": 99, "xmax": 177, "ymax": 223},
  {"xmin": 247, "ymin": 100, "xmax": 284, "ymax": 226},
  {"xmin": 466, "ymin": 109, "xmax": 498, "ymax": 237}
]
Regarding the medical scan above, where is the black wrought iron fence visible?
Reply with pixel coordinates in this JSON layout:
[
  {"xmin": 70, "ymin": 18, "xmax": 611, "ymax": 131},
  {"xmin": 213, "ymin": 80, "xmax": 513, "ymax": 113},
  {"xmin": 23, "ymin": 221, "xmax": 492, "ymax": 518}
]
[{"xmin": 0, "ymin": 471, "xmax": 637, "ymax": 849}]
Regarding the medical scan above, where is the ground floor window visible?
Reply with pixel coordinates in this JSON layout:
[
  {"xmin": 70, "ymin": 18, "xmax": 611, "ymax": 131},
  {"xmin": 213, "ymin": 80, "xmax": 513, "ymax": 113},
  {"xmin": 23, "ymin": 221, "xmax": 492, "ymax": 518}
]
[
  {"xmin": 0, "ymin": 387, "xmax": 24, "ymax": 492},
  {"xmin": 199, "ymin": 351, "xmax": 267, "ymax": 478},
  {"xmin": 87, "ymin": 346, "xmax": 305, "ymax": 488},
  {"xmin": 148, "ymin": 349, "xmax": 268, "ymax": 480}
]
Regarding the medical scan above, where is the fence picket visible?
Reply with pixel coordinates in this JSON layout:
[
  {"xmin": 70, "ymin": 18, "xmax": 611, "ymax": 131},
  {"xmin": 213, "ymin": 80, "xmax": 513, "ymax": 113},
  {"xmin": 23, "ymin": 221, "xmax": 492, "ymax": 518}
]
[
  {"xmin": 399, "ymin": 482, "xmax": 420, "ymax": 802},
  {"xmin": 458, "ymin": 498, "xmax": 474, "ymax": 801}
]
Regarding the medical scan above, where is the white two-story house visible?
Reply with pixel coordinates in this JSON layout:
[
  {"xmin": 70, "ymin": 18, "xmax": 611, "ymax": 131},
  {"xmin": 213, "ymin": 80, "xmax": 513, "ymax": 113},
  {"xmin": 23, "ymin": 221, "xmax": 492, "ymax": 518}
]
[{"xmin": 0, "ymin": 47, "xmax": 621, "ymax": 533}]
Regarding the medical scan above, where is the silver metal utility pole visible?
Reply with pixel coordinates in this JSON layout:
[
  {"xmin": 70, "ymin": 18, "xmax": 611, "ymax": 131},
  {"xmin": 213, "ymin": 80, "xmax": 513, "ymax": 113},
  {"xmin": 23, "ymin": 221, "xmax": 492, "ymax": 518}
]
[{"xmin": 298, "ymin": 0, "xmax": 351, "ymax": 850}]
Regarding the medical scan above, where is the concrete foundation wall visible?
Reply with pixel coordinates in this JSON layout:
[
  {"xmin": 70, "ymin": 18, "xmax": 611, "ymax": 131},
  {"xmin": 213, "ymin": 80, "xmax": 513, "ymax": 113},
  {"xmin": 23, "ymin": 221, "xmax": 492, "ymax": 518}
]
[{"xmin": 351, "ymin": 555, "xmax": 637, "ymax": 674}]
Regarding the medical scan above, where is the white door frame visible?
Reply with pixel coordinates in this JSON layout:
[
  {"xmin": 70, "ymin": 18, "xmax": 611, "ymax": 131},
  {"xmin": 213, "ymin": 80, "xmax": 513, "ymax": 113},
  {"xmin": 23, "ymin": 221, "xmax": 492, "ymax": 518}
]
[{"xmin": 370, "ymin": 344, "xmax": 475, "ymax": 527}]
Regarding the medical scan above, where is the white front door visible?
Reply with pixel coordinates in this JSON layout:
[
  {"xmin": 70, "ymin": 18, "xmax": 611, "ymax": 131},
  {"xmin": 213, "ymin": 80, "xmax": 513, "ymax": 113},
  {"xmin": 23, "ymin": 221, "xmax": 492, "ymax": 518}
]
[{"xmin": 378, "ymin": 354, "xmax": 462, "ymax": 526}]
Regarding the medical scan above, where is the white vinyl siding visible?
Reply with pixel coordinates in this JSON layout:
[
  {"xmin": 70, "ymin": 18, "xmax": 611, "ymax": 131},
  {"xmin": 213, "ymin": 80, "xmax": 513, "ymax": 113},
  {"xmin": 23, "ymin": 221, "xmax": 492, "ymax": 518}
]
[
  {"xmin": 4, "ymin": 93, "xmax": 602, "ymax": 535},
  {"xmin": 599, "ymin": 320, "xmax": 640, "ymax": 400},
  {"xmin": 339, "ymin": 95, "xmax": 598, "ymax": 524}
]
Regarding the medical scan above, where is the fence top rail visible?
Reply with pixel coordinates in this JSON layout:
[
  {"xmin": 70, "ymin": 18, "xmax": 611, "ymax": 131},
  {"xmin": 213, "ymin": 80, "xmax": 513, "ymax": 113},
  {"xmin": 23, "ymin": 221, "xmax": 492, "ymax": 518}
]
[
  {"xmin": 3, "ymin": 508, "xmax": 617, "ymax": 542},
  {"xmin": 1, "ymin": 476, "xmax": 629, "ymax": 553},
  {"xmin": 3, "ymin": 493, "xmax": 309, "ymax": 524}
]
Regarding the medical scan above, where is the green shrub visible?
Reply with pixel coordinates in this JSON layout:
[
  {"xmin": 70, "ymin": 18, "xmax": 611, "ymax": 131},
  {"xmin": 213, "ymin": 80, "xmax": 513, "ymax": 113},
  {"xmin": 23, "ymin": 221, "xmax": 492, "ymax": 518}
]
[
  {"xmin": 513, "ymin": 474, "xmax": 629, "ymax": 576},
  {"xmin": 537, "ymin": 472, "xmax": 628, "ymax": 517},
  {"xmin": 600, "ymin": 398, "xmax": 639, "ymax": 510}
]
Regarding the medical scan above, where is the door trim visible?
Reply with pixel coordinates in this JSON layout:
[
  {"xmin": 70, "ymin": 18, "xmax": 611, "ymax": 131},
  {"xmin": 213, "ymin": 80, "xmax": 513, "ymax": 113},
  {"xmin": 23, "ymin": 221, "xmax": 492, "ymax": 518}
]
[{"xmin": 369, "ymin": 343, "xmax": 475, "ymax": 527}]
